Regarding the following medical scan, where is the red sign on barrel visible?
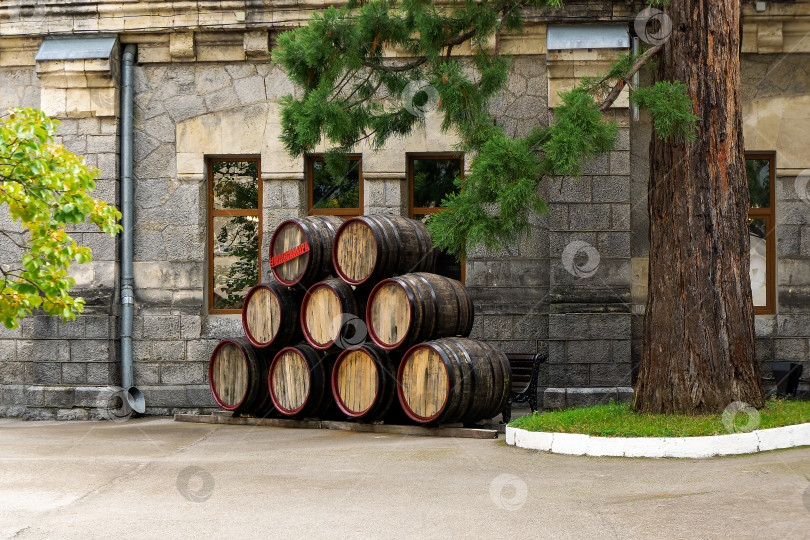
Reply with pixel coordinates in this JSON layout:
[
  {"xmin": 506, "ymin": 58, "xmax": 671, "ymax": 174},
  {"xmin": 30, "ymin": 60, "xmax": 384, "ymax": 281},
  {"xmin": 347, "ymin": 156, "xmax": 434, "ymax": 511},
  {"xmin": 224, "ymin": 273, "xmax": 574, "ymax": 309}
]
[{"xmin": 270, "ymin": 242, "xmax": 310, "ymax": 268}]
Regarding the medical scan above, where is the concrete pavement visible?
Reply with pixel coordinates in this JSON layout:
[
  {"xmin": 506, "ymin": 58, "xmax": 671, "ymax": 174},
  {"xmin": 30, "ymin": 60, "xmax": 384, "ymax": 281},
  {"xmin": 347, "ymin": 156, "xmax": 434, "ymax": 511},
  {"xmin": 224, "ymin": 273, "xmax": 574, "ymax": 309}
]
[{"xmin": 0, "ymin": 417, "xmax": 809, "ymax": 539}]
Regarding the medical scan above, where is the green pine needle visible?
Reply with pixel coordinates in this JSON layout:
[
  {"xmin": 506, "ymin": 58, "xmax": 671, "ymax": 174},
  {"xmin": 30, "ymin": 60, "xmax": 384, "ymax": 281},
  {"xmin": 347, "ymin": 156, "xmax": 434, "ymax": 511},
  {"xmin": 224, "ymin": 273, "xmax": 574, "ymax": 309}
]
[{"xmin": 275, "ymin": 0, "xmax": 697, "ymax": 258}]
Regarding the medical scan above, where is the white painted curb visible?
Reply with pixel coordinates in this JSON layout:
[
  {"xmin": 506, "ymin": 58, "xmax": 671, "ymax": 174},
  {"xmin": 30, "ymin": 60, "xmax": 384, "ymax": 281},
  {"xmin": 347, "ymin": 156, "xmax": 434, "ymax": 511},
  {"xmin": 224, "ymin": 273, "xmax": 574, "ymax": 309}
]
[{"xmin": 506, "ymin": 423, "xmax": 810, "ymax": 458}]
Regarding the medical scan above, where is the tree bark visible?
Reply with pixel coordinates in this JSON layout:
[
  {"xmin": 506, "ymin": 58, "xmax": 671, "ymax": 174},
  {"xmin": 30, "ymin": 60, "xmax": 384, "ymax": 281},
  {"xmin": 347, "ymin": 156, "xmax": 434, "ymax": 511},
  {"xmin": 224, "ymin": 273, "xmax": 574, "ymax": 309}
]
[{"xmin": 633, "ymin": 0, "xmax": 765, "ymax": 413}]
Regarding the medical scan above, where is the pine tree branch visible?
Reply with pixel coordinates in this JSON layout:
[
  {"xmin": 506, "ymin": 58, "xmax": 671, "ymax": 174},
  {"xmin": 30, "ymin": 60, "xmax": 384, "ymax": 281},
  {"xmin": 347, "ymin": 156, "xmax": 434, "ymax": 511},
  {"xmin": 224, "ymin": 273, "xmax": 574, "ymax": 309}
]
[
  {"xmin": 598, "ymin": 43, "xmax": 663, "ymax": 112},
  {"xmin": 341, "ymin": 70, "xmax": 374, "ymax": 103},
  {"xmin": 494, "ymin": 0, "xmax": 525, "ymax": 59},
  {"xmin": 329, "ymin": 68, "xmax": 362, "ymax": 102},
  {"xmin": 341, "ymin": 78, "xmax": 384, "ymax": 111},
  {"xmin": 446, "ymin": 29, "xmax": 478, "ymax": 47},
  {"xmin": 355, "ymin": 128, "xmax": 378, "ymax": 144},
  {"xmin": 362, "ymin": 57, "xmax": 427, "ymax": 73},
  {"xmin": 492, "ymin": 17, "xmax": 507, "ymax": 59},
  {"xmin": 360, "ymin": 29, "xmax": 478, "ymax": 73}
]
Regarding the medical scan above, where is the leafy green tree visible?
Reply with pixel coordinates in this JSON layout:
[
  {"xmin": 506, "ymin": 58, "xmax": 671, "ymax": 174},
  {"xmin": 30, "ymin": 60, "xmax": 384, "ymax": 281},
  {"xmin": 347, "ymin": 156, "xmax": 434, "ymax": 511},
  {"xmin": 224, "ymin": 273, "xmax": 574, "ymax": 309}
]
[
  {"xmin": 0, "ymin": 108, "xmax": 121, "ymax": 329},
  {"xmin": 275, "ymin": 0, "xmax": 764, "ymax": 413}
]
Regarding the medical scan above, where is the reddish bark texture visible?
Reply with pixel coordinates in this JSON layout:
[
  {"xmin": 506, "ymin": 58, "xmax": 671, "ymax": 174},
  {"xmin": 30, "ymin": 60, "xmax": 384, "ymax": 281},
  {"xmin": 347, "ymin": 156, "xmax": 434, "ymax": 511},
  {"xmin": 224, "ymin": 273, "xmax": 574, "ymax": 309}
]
[{"xmin": 633, "ymin": 0, "xmax": 765, "ymax": 413}]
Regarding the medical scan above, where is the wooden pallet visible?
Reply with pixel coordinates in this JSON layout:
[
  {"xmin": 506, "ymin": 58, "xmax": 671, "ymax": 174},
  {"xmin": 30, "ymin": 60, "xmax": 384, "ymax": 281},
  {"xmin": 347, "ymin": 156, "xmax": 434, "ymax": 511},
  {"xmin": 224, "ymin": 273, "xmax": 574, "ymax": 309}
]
[{"xmin": 174, "ymin": 413, "xmax": 500, "ymax": 440}]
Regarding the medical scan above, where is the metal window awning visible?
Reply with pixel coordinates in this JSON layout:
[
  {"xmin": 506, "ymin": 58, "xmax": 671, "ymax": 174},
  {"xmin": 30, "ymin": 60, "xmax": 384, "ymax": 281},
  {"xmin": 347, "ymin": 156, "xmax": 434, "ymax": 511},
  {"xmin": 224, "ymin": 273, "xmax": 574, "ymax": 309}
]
[
  {"xmin": 547, "ymin": 24, "xmax": 630, "ymax": 50},
  {"xmin": 35, "ymin": 36, "xmax": 118, "ymax": 61}
]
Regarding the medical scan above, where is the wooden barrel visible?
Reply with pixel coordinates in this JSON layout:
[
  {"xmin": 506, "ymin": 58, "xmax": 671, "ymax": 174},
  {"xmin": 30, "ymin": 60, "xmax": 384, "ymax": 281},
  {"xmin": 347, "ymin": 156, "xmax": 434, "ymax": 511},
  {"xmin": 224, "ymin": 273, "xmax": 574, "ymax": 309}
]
[
  {"xmin": 332, "ymin": 214, "xmax": 435, "ymax": 286},
  {"xmin": 209, "ymin": 337, "xmax": 275, "ymax": 416},
  {"xmin": 397, "ymin": 338, "xmax": 510, "ymax": 425},
  {"xmin": 366, "ymin": 272, "xmax": 473, "ymax": 351},
  {"xmin": 268, "ymin": 344, "xmax": 334, "ymax": 418},
  {"xmin": 269, "ymin": 215, "xmax": 344, "ymax": 287},
  {"xmin": 301, "ymin": 278, "xmax": 366, "ymax": 352},
  {"xmin": 241, "ymin": 281, "xmax": 303, "ymax": 349},
  {"xmin": 331, "ymin": 344, "xmax": 399, "ymax": 421}
]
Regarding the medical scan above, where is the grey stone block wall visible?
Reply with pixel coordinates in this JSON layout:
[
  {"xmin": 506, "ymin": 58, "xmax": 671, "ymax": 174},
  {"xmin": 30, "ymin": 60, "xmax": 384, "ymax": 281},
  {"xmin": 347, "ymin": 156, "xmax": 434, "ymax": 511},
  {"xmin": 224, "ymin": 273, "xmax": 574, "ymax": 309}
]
[
  {"xmin": 0, "ymin": 67, "xmax": 40, "ymax": 111},
  {"xmin": 540, "ymin": 107, "xmax": 633, "ymax": 409},
  {"xmin": 1, "ymin": 49, "xmax": 220, "ymax": 418},
  {"xmin": 466, "ymin": 55, "xmax": 551, "ymax": 374},
  {"xmin": 0, "ymin": 315, "xmax": 122, "ymax": 420},
  {"xmin": 129, "ymin": 61, "xmax": 278, "ymax": 415},
  {"xmin": 745, "ymin": 54, "xmax": 810, "ymax": 393},
  {"xmin": 0, "ymin": 53, "xmax": 635, "ymax": 416},
  {"xmin": 743, "ymin": 51, "xmax": 810, "ymax": 390},
  {"xmin": 629, "ymin": 68, "xmax": 652, "ymax": 387},
  {"xmin": 4, "ymin": 43, "xmax": 810, "ymax": 420},
  {"xmin": 0, "ymin": 75, "xmax": 130, "ymax": 418},
  {"xmin": 544, "ymin": 387, "xmax": 634, "ymax": 410},
  {"xmin": 364, "ymin": 176, "xmax": 406, "ymax": 216},
  {"xmin": 744, "ymin": 55, "xmax": 810, "ymax": 393}
]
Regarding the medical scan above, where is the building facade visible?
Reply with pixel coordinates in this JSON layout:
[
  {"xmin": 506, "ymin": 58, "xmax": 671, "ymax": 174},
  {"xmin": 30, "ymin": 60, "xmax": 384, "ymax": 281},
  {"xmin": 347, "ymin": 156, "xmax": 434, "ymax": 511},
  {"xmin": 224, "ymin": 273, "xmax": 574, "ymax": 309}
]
[{"xmin": 0, "ymin": 1, "xmax": 808, "ymax": 419}]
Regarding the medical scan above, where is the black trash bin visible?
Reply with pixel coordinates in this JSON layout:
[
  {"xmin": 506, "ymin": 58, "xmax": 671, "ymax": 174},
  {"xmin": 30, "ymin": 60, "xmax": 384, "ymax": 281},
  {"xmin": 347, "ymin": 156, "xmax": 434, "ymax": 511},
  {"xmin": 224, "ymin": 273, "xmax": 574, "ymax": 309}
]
[{"xmin": 772, "ymin": 362, "xmax": 803, "ymax": 398}]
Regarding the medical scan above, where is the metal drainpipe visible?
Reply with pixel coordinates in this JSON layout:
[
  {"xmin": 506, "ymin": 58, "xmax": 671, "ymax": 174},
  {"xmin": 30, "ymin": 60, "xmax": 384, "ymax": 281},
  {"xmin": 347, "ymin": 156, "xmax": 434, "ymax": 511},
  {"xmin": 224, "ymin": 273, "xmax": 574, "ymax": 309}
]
[
  {"xmin": 120, "ymin": 43, "xmax": 145, "ymax": 413},
  {"xmin": 632, "ymin": 36, "xmax": 640, "ymax": 122}
]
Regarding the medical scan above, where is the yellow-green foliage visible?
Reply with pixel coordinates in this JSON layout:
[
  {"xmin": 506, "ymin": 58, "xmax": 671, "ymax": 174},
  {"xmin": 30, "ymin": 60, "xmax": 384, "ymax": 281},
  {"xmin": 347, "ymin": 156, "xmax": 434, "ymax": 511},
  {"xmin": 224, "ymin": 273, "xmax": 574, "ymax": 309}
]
[{"xmin": 0, "ymin": 108, "xmax": 122, "ymax": 328}]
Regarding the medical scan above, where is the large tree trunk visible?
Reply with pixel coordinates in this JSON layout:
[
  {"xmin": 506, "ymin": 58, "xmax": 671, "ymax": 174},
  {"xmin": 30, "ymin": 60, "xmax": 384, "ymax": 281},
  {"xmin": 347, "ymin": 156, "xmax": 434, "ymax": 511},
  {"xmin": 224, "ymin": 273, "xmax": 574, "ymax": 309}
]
[{"xmin": 633, "ymin": 0, "xmax": 765, "ymax": 414}]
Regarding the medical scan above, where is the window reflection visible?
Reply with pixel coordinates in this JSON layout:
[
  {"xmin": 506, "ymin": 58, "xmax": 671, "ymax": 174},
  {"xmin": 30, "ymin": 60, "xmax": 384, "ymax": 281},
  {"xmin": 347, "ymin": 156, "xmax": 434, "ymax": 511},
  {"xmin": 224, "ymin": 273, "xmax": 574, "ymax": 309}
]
[
  {"xmin": 410, "ymin": 157, "xmax": 463, "ymax": 282},
  {"xmin": 212, "ymin": 161, "xmax": 259, "ymax": 210},
  {"xmin": 412, "ymin": 158, "xmax": 461, "ymax": 209},
  {"xmin": 213, "ymin": 216, "xmax": 259, "ymax": 310},
  {"xmin": 746, "ymin": 158, "xmax": 770, "ymax": 209},
  {"xmin": 749, "ymin": 218, "xmax": 767, "ymax": 307},
  {"xmin": 312, "ymin": 159, "xmax": 361, "ymax": 210},
  {"xmin": 209, "ymin": 159, "xmax": 260, "ymax": 312}
]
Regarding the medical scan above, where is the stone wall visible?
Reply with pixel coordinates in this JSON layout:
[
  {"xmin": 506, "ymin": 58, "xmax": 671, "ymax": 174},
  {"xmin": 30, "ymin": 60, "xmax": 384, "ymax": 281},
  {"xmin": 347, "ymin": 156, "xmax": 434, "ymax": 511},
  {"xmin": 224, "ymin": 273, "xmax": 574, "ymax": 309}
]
[
  {"xmin": 467, "ymin": 54, "xmax": 551, "ymax": 356},
  {"xmin": 0, "ymin": 54, "xmax": 122, "ymax": 419},
  {"xmin": 741, "ymin": 53, "xmax": 810, "ymax": 395},
  {"xmin": 3, "ymin": 1, "xmax": 810, "ymax": 418},
  {"xmin": 544, "ymin": 107, "xmax": 633, "ymax": 409},
  {"xmin": 629, "ymin": 71, "xmax": 652, "ymax": 388},
  {"xmin": 124, "ymin": 52, "xmax": 559, "ymax": 414},
  {"xmin": 130, "ymin": 61, "xmax": 279, "ymax": 414},
  {"xmin": 0, "ymin": 27, "xmax": 664, "ymax": 418}
]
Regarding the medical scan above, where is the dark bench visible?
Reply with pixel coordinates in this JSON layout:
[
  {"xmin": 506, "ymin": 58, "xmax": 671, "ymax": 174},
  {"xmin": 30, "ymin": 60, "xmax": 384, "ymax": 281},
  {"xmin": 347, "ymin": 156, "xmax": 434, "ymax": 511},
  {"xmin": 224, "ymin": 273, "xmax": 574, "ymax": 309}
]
[{"xmin": 501, "ymin": 352, "xmax": 546, "ymax": 423}]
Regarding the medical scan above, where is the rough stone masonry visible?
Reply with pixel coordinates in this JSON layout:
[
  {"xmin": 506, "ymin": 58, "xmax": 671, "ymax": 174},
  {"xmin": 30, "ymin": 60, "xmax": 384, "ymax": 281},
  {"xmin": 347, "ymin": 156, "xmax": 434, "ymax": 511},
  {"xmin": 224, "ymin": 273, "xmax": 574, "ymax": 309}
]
[{"xmin": 0, "ymin": 1, "xmax": 808, "ymax": 419}]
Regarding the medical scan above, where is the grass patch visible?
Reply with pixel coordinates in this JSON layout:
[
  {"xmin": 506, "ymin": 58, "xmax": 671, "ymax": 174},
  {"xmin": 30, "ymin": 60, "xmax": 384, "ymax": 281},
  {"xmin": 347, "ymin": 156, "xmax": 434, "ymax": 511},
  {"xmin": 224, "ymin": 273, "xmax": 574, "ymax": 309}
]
[{"xmin": 509, "ymin": 399, "xmax": 810, "ymax": 437}]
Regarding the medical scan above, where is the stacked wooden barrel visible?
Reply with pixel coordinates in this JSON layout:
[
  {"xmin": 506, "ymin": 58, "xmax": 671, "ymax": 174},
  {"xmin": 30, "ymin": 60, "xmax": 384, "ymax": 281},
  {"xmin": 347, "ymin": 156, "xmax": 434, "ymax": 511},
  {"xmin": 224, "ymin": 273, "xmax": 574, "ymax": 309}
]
[
  {"xmin": 208, "ymin": 213, "xmax": 510, "ymax": 425},
  {"xmin": 209, "ymin": 337, "xmax": 275, "ymax": 416}
]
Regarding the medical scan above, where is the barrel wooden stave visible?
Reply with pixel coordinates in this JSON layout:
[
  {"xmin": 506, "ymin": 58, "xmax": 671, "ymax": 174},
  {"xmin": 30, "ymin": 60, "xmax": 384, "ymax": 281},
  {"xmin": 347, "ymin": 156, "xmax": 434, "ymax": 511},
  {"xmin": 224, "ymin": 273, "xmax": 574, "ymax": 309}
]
[
  {"xmin": 332, "ymin": 214, "xmax": 436, "ymax": 286},
  {"xmin": 268, "ymin": 344, "xmax": 335, "ymax": 418},
  {"xmin": 209, "ymin": 337, "xmax": 275, "ymax": 416},
  {"xmin": 270, "ymin": 215, "xmax": 344, "ymax": 287},
  {"xmin": 301, "ymin": 278, "xmax": 366, "ymax": 353},
  {"xmin": 242, "ymin": 281, "xmax": 304, "ymax": 349},
  {"xmin": 397, "ymin": 337, "xmax": 510, "ymax": 425},
  {"xmin": 331, "ymin": 344, "xmax": 399, "ymax": 421},
  {"xmin": 367, "ymin": 272, "xmax": 474, "ymax": 351}
]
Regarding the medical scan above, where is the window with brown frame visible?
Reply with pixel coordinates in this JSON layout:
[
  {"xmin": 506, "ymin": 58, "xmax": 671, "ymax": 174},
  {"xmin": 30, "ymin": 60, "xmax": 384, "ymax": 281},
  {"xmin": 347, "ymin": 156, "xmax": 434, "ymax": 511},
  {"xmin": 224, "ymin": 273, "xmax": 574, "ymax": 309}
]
[
  {"xmin": 745, "ymin": 151, "xmax": 776, "ymax": 315},
  {"xmin": 208, "ymin": 157, "xmax": 262, "ymax": 314},
  {"xmin": 306, "ymin": 155, "xmax": 363, "ymax": 216},
  {"xmin": 408, "ymin": 154, "xmax": 465, "ymax": 283}
]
